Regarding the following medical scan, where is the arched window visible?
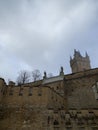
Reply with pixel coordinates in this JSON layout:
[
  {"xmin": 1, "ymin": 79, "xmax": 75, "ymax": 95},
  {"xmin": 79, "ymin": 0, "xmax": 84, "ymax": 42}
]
[{"xmin": 92, "ymin": 82, "xmax": 98, "ymax": 100}]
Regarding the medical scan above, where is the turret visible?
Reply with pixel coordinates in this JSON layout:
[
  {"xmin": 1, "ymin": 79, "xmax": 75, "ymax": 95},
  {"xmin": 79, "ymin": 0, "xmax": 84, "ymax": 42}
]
[{"xmin": 70, "ymin": 50, "xmax": 91, "ymax": 73}]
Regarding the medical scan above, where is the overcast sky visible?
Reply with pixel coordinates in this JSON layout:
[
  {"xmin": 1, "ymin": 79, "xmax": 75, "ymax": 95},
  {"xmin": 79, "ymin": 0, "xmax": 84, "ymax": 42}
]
[{"xmin": 0, "ymin": 0, "xmax": 98, "ymax": 82}]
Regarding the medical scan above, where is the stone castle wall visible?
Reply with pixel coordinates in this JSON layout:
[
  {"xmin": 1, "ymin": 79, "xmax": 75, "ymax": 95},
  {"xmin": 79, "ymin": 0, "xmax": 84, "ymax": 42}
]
[
  {"xmin": 0, "ymin": 86, "xmax": 64, "ymax": 108},
  {"xmin": 65, "ymin": 68, "xmax": 98, "ymax": 109},
  {"xmin": 0, "ymin": 68, "xmax": 98, "ymax": 129}
]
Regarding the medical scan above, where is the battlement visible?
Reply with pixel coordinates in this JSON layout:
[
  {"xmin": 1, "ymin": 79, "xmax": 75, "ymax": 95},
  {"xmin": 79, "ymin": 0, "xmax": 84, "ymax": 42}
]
[{"xmin": 0, "ymin": 83, "xmax": 65, "ymax": 111}]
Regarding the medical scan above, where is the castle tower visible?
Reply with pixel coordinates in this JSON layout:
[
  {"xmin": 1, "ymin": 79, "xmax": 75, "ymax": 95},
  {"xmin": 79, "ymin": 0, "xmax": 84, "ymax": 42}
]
[{"xmin": 70, "ymin": 49, "xmax": 91, "ymax": 73}]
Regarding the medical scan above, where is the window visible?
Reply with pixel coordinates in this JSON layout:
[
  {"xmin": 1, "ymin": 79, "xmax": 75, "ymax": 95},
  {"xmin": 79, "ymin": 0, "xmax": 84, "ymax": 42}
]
[{"xmin": 92, "ymin": 83, "xmax": 98, "ymax": 100}]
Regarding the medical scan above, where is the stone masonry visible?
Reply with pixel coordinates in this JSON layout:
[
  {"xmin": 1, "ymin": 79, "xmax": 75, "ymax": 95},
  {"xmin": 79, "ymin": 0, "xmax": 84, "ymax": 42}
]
[{"xmin": 0, "ymin": 51, "xmax": 98, "ymax": 130}]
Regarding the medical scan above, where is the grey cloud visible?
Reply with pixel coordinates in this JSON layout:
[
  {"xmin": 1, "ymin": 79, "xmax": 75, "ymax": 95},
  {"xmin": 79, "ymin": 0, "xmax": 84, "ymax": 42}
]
[{"xmin": 0, "ymin": 0, "xmax": 98, "ymax": 81}]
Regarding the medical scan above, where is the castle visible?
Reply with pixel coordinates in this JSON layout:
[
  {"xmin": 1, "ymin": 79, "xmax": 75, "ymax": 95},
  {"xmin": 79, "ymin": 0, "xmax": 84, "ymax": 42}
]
[{"xmin": 0, "ymin": 50, "xmax": 98, "ymax": 130}]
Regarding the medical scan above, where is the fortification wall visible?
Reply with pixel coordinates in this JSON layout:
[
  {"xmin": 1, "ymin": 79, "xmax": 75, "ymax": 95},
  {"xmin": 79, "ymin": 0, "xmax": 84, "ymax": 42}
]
[
  {"xmin": 65, "ymin": 68, "xmax": 98, "ymax": 109},
  {"xmin": 0, "ymin": 83, "xmax": 65, "ymax": 109},
  {"xmin": 0, "ymin": 85, "xmax": 65, "ymax": 130}
]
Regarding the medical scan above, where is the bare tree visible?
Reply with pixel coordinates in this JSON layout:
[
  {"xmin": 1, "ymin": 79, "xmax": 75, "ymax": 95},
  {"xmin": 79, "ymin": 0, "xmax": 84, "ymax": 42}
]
[
  {"xmin": 32, "ymin": 69, "xmax": 41, "ymax": 81},
  {"xmin": 16, "ymin": 70, "xmax": 30, "ymax": 85}
]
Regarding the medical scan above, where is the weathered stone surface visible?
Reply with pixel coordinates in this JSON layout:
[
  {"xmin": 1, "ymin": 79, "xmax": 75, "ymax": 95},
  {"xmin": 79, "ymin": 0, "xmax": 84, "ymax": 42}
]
[{"xmin": 0, "ymin": 65, "xmax": 98, "ymax": 129}]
